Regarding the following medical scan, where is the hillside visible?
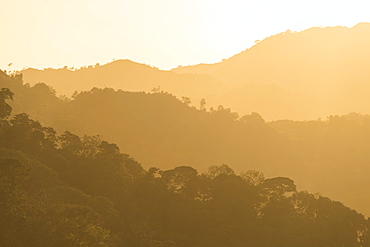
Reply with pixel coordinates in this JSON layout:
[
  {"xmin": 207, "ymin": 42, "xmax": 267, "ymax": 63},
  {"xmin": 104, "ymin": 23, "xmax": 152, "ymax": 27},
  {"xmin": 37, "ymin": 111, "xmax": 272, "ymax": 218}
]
[
  {"xmin": 20, "ymin": 59, "xmax": 226, "ymax": 101},
  {"xmin": 172, "ymin": 23, "xmax": 370, "ymax": 119},
  {"xmin": 2, "ymin": 70, "xmax": 370, "ymax": 216},
  {"xmin": 1, "ymin": 79, "xmax": 369, "ymax": 246},
  {"xmin": 21, "ymin": 23, "xmax": 370, "ymax": 120},
  {"xmin": 0, "ymin": 70, "xmax": 295, "ymax": 176}
]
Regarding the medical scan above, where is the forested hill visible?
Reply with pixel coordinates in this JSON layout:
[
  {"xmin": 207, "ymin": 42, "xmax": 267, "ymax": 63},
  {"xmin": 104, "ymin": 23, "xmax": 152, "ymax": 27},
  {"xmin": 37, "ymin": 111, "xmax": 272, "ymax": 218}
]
[
  {"xmin": 1, "ymin": 70, "xmax": 296, "ymax": 175},
  {"xmin": 2, "ymin": 70, "xmax": 370, "ymax": 216},
  {"xmin": 172, "ymin": 23, "xmax": 370, "ymax": 119},
  {"xmin": 172, "ymin": 23, "xmax": 370, "ymax": 89},
  {"xmin": 20, "ymin": 59, "xmax": 225, "ymax": 99},
  {"xmin": 1, "ymin": 84, "xmax": 369, "ymax": 246},
  {"xmin": 20, "ymin": 23, "xmax": 370, "ymax": 121}
]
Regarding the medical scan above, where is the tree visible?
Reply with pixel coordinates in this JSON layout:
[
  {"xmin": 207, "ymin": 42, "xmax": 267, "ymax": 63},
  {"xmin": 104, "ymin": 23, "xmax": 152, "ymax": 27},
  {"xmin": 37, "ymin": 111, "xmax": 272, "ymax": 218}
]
[
  {"xmin": 58, "ymin": 131, "xmax": 84, "ymax": 156},
  {"xmin": 240, "ymin": 170, "xmax": 265, "ymax": 186},
  {"xmin": 0, "ymin": 88, "xmax": 14, "ymax": 119},
  {"xmin": 259, "ymin": 177, "xmax": 296, "ymax": 199},
  {"xmin": 200, "ymin": 98, "xmax": 206, "ymax": 110},
  {"xmin": 151, "ymin": 86, "xmax": 161, "ymax": 93},
  {"xmin": 205, "ymin": 164, "xmax": 235, "ymax": 179},
  {"xmin": 6, "ymin": 113, "xmax": 49, "ymax": 155},
  {"xmin": 240, "ymin": 112, "xmax": 265, "ymax": 124},
  {"xmin": 160, "ymin": 166, "xmax": 198, "ymax": 193},
  {"xmin": 181, "ymin": 96, "xmax": 191, "ymax": 106}
]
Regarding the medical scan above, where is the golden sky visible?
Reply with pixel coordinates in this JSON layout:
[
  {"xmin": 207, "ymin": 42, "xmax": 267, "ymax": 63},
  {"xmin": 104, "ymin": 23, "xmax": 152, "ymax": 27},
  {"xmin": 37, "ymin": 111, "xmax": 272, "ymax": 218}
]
[{"xmin": 1, "ymin": 0, "xmax": 370, "ymax": 71}]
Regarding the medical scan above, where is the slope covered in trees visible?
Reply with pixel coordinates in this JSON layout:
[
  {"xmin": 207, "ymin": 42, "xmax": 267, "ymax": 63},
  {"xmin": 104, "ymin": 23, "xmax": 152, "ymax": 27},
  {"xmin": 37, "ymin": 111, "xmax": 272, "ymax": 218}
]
[
  {"xmin": 172, "ymin": 23, "xmax": 370, "ymax": 120},
  {"xmin": 270, "ymin": 114, "xmax": 370, "ymax": 218},
  {"xmin": 20, "ymin": 59, "xmax": 225, "ymax": 101},
  {"xmin": 1, "ymin": 70, "xmax": 294, "ymax": 175},
  {"xmin": 2, "ymin": 70, "xmax": 370, "ymax": 217},
  {"xmin": 20, "ymin": 23, "xmax": 370, "ymax": 120},
  {"xmin": 1, "ymin": 86, "xmax": 369, "ymax": 247}
]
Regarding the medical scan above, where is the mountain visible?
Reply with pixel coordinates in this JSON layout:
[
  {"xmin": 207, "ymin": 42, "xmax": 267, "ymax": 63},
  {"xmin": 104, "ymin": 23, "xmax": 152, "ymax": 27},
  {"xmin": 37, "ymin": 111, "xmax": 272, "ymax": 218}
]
[
  {"xmin": 20, "ymin": 59, "xmax": 226, "ymax": 100},
  {"xmin": 19, "ymin": 23, "xmax": 370, "ymax": 120},
  {"xmin": 172, "ymin": 23, "xmax": 370, "ymax": 120},
  {"xmin": 6, "ymin": 23, "xmax": 370, "ymax": 215},
  {"xmin": 0, "ymin": 70, "xmax": 294, "ymax": 176},
  {"xmin": 1, "ymin": 86, "xmax": 367, "ymax": 246},
  {"xmin": 24, "ymin": 22, "xmax": 370, "ymax": 121},
  {"xmin": 3, "ymin": 71, "xmax": 370, "ymax": 216},
  {"xmin": 209, "ymin": 83, "xmax": 320, "ymax": 120}
]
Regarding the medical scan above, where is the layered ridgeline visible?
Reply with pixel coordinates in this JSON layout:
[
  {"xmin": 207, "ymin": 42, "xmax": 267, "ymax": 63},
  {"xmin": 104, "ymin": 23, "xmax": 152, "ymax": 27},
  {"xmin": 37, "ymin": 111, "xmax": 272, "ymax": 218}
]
[
  {"xmin": 0, "ymin": 70, "xmax": 293, "ymax": 176},
  {"xmin": 19, "ymin": 59, "xmax": 312, "ymax": 121},
  {"xmin": 20, "ymin": 59, "xmax": 226, "ymax": 103},
  {"xmin": 20, "ymin": 23, "xmax": 370, "ymax": 120},
  {"xmin": 2, "ymin": 70, "xmax": 370, "ymax": 217},
  {"xmin": 172, "ymin": 23, "xmax": 370, "ymax": 120},
  {"xmin": 1, "ymin": 81, "xmax": 370, "ymax": 246}
]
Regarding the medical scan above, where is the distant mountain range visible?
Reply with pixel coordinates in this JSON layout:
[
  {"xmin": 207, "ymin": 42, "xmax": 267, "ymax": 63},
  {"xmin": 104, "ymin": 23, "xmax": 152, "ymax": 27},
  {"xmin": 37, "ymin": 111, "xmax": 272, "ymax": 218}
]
[
  {"xmin": 172, "ymin": 22, "xmax": 370, "ymax": 90},
  {"xmin": 172, "ymin": 23, "xmax": 370, "ymax": 119},
  {"xmin": 20, "ymin": 23, "xmax": 370, "ymax": 121},
  {"xmin": 21, "ymin": 59, "xmax": 226, "ymax": 102}
]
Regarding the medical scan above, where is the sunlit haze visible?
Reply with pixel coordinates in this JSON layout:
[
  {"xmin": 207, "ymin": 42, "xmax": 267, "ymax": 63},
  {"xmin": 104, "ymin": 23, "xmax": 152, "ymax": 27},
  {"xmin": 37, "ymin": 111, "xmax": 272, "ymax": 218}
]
[
  {"xmin": 1, "ymin": 0, "xmax": 370, "ymax": 71},
  {"xmin": 3, "ymin": 0, "xmax": 370, "ymax": 245}
]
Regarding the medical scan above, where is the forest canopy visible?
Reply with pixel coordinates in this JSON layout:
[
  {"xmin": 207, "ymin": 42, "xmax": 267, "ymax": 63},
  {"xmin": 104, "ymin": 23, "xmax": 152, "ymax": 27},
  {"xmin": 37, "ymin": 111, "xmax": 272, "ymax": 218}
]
[
  {"xmin": 1, "ymin": 72, "xmax": 370, "ymax": 246},
  {"xmin": 3, "ymin": 69, "xmax": 370, "ymax": 216}
]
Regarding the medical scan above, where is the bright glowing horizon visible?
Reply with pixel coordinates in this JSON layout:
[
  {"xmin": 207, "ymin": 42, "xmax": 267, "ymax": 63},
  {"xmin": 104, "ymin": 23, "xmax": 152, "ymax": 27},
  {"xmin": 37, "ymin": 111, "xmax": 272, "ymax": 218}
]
[{"xmin": 1, "ymin": 0, "xmax": 370, "ymax": 71}]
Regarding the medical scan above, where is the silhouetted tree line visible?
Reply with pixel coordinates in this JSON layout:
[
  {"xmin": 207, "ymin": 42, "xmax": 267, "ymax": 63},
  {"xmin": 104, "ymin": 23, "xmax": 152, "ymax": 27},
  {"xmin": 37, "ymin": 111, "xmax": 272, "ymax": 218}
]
[
  {"xmin": 3, "ymin": 69, "xmax": 370, "ymax": 217},
  {"xmin": 0, "ymin": 69, "xmax": 297, "ymax": 178},
  {"xmin": 1, "ymin": 85, "xmax": 370, "ymax": 246}
]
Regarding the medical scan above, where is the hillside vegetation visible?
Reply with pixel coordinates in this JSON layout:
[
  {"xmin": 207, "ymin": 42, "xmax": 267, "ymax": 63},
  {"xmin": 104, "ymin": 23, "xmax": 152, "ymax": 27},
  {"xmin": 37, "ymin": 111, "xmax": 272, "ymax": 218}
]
[
  {"xmin": 20, "ymin": 59, "xmax": 226, "ymax": 103},
  {"xmin": 173, "ymin": 23, "xmax": 370, "ymax": 119},
  {"xmin": 21, "ymin": 24, "xmax": 370, "ymax": 120},
  {"xmin": 0, "ymin": 84, "xmax": 369, "ymax": 246},
  {"xmin": 2, "ymin": 71, "xmax": 370, "ymax": 217}
]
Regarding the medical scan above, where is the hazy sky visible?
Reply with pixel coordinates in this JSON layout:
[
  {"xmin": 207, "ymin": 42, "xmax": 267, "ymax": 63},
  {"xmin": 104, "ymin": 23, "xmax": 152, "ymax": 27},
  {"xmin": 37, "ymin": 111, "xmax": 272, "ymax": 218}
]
[{"xmin": 1, "ymin": 0, "xmax": 370, "ymax": 71}]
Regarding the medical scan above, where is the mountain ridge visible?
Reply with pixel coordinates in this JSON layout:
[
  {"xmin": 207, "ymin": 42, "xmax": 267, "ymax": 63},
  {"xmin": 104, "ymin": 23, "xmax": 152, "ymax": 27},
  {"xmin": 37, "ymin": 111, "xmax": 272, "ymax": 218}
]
[
  {"xmin": 171, "ymin": 23, "xmax": 370, "ymax": 120},
  {"xmin": 20, "ymin": 59, "xmax": 226, "ymax": 99},
  {"xmin": 19, "ymin": 23, "xmax": 370, "ymax": 121}
]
